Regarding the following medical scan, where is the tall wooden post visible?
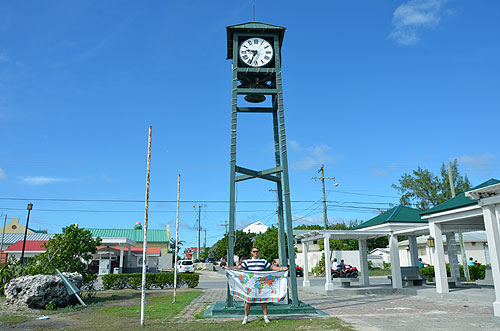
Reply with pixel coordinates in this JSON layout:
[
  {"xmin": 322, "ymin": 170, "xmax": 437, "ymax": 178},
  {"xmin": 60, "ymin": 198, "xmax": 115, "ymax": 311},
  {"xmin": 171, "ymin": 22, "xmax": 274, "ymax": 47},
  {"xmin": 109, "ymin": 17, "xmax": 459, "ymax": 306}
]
[{"xmin": 140, "ymin": 126, "xmax": 152, "ymax": 326}]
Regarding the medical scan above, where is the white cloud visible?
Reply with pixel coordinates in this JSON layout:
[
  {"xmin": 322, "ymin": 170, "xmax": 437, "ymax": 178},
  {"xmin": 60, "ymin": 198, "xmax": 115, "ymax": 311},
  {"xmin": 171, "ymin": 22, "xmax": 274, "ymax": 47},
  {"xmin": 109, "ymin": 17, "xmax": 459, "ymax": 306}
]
[
  {"xmin": 0, "ymin": 168, "xmax": 6, "ymax": 179},
  {"xmin": 289, "ymin": 140, "xmax": 337, "ymax": 171},
  {"xmin": 389, "ymin": 0, "xmax": 448, "ymax": 46},
  {"xmin": 21, "ymin": 176, "xmax": 69, "ymax": 185},
  {"xmin": 453, "ymin": 154, "xmax": 496, "ymax": 175}
]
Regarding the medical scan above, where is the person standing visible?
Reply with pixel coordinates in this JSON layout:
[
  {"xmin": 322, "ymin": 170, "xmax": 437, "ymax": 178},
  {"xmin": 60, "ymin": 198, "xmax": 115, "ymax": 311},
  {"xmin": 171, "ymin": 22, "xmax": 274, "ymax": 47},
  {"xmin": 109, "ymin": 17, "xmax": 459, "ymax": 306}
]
[{"xmin": 227, "ymin": 247, "xmax": 287, "ymax": 325}]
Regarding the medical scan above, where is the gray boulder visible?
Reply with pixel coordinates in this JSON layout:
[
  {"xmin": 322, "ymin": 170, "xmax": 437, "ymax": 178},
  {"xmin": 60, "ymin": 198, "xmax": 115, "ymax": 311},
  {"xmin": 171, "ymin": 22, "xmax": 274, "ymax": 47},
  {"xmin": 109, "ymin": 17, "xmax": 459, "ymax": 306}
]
[{"xmin": 4, "ymin": 272, "xmax": 83, "ymax": 309}]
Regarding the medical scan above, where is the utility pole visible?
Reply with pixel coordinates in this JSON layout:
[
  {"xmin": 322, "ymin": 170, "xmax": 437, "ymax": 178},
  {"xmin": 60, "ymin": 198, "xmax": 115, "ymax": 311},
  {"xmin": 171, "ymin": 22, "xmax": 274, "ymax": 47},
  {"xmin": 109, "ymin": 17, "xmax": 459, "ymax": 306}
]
[
  {"xmin": 204, "ymin": 228, "xmax": 207, "ymax": 252},
  {"xmin": 140, "ymin": 126, "xmax": 152, "ymax": 326},
  {"xmin": 173, "ymin": 174, "xmax": 181, "ymax": 303},
  {"xmin": 0, "ymin": 214, "xmax": 7, "ymax": 252},
  {"xmin": 312, "ymin": 164, "xmax": 337, "ymax": 230},
  {"xmin": 448, "ymin": 163, "xmax": 470, "ymax": 281},
  {"xmin": 193, "ymin": 204, "xmax": 206, "ymax": 261}
]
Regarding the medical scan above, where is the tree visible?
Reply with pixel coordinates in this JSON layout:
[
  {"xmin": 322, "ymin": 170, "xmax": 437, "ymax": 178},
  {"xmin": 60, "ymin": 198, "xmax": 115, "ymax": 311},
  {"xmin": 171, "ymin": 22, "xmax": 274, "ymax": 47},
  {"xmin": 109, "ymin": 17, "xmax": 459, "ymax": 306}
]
[
  {"xmin": 253, "ymin": 226, "xmax": 287, "ymax": 262},
  {"xmin": 26, "ymin": 225, "xmax": 101, "ymax": 280},
  {"xmin": 234, "ymin": 230, "xmax": 256, "ymax": 259},
  {"xmin": 169, "ymin": 238, "xmax": 184, "ymax": 254},
  {"xmin": 392, "ymin": 159, "xmax": 471, "ymax": 210}
]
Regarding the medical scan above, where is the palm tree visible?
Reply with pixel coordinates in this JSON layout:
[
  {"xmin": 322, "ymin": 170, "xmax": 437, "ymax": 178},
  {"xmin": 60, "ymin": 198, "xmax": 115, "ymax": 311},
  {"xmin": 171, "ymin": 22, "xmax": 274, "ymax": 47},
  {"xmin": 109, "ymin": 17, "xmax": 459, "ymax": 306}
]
[{"xmin": 170, "ymin": 238, "xmax": 185, "ymax": 254}]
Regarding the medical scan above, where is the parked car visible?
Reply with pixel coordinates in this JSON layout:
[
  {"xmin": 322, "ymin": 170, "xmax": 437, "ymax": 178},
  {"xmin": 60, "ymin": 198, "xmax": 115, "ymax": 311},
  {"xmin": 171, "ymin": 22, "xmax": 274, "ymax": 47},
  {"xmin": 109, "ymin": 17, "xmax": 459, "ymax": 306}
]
[
  {"xmin": 205, "ymin": 257, "xmax": 215, "ymax": 264},
  {"xmin": 177, "ymin": 260, "xmax": 195, "ymax": 273}
]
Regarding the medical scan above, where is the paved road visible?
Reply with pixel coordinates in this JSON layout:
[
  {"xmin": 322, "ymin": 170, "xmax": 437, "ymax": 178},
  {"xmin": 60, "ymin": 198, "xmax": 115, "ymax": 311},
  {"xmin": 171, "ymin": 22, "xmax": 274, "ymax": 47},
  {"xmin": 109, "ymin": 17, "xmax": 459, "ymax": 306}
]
[{"xmin": 197, "ymin": 269, "xmax": 390, "ymax": 289}]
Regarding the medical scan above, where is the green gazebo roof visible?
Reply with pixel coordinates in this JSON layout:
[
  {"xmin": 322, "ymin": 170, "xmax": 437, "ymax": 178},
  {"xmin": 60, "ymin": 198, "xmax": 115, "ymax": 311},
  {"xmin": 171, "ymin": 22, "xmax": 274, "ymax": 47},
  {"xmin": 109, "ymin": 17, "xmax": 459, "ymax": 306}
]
[
  {"xmin": 87, "ymin": 228, "xmax": 169, "ymax": 243},
  {"xmin": 354, "ymin": 205, "xmax": 425, "ymax": 230},
  {"xmin": 226, "ymin": 21, "xmax": 286, "ymax": 59},
  {"xmin": 420, "ymin": 178, "xmax": 500, "ymax": 216}
]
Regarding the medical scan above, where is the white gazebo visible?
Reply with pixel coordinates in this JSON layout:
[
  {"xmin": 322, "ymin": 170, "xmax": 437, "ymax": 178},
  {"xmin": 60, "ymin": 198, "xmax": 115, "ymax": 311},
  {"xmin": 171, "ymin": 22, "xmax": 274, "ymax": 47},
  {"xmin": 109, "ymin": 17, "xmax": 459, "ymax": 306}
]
[
  {"xmin": 354, "ymin": 205, "xmax": 428, "ymax": 289},
  {"xmin": 418, "ymin": 179, "xmax": 500, "ymax": 318},
  {"xmin": 295, "ymin": 230, "xmax": 387, "ymax": 293}
]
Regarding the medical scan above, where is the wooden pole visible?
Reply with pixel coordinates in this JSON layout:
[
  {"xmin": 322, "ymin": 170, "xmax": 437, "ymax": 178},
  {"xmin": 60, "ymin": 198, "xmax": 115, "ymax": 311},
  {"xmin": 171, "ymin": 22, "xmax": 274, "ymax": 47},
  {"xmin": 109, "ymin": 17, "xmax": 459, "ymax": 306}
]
[
  {"xmin": 173, "ymin": 174, "xmax": 181, "ymax": 303},
  {"xmin": 140, "ymin": 126, "xmax": 152, "ymax": 326}
]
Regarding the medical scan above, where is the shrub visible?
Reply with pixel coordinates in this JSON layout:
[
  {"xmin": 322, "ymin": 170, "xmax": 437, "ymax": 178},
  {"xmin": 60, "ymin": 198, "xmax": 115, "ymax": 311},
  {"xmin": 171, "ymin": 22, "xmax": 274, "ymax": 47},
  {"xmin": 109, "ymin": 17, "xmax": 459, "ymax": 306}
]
[
  {"xmin": 102, "ymin": 272, "xmax": 199, "ymax": 290},
  {"xmin": 418, "ymin": 264, "xmax": 487, "ymax": 282},
  {"xmin": 382, "ymin": 262, "xmax": 391, "ymax": 270}
]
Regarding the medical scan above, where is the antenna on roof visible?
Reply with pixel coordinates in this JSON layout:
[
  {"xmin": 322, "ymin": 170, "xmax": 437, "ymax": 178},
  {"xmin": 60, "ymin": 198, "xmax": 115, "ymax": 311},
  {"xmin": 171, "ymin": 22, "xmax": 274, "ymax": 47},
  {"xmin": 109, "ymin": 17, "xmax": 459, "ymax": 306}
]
[{"xmin": 253, "ymin": 4, "xmax": 255, "ymax": 21}]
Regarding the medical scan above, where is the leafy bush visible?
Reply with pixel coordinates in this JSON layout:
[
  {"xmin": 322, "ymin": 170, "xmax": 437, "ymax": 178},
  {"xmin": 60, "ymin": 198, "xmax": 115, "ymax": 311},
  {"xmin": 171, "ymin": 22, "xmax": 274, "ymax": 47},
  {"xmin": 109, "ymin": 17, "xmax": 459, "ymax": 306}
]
[
  {"xmin": 311, "ymin": 253, "xmax": 325, "ymax": 276},
  {"xmin": 102, "ymin": 272, "xmax": 199, "ymax": 290},
  {"xmin": 419, "ymin": 264, "xmax": 487, "ymax": 282},
  {"xmin": 382, "ymin": 262, "xmax": 391, "ymax": 270}
]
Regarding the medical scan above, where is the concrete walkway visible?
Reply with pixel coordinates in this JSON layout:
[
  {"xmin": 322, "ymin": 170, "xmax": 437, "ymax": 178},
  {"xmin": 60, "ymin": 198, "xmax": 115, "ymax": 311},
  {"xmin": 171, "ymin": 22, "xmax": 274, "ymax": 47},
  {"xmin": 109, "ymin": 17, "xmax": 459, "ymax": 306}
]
[{"xmin": 190, "ymin": 271, "xmax": 500, "ymax": 330}]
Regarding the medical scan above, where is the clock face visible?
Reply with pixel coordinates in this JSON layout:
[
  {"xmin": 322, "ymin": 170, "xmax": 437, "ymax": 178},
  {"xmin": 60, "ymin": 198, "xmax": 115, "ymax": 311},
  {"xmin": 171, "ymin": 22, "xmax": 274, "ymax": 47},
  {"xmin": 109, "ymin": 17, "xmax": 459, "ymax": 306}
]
[{"xmin": 239, "ymin": 37, "xmax": 274, "ymax": 67}]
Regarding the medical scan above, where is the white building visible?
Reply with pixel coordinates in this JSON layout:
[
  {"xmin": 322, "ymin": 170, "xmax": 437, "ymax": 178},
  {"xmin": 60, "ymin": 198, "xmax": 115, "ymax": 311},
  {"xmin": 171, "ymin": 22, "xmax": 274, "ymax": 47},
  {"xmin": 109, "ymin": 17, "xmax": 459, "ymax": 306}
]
[{"xmin": 243, "ymin": 221, "xmax": 269, "ymax": 234}]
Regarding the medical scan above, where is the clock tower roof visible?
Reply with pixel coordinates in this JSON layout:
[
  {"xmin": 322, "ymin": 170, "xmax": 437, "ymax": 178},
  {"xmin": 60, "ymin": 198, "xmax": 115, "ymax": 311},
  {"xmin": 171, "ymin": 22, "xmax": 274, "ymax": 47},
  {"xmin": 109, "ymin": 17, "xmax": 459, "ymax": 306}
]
[{"xmin": 226, "ymin": 21, "xmax": 286, "ymax": 60}]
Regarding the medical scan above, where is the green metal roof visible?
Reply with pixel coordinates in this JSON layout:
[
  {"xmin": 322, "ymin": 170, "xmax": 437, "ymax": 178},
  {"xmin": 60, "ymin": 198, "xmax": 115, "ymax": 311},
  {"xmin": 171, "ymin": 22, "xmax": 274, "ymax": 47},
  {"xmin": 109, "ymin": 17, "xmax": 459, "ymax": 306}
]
[
  {"xmin": 420, "ymin": 178, "xmax": 500, "ymax": 216},
  {"xmin": 226, "ymin": 21, "xmax": 286, "ymax": 59},
  {"xmin": 354, "ymin": 205, "xmax": 425, "ymax": 230},
  {"xmin": 87, "ymin": 228, "xmax": 168, "ymax": 243}
]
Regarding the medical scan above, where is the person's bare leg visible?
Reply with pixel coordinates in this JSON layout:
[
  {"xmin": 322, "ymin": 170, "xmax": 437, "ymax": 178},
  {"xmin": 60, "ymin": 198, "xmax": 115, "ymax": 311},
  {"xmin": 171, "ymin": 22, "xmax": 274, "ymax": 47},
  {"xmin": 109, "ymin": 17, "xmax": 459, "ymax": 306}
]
[
  {"xmin": 261, "ymin": 303, "xmax": 267, "ymax": 315},
  {"xmin": 242, "ymin": 302, "xmax": 251, "ymax": 325},
  {"xmin": 262, "ymin": 303, "xmax": 270, "ymax": 323}
]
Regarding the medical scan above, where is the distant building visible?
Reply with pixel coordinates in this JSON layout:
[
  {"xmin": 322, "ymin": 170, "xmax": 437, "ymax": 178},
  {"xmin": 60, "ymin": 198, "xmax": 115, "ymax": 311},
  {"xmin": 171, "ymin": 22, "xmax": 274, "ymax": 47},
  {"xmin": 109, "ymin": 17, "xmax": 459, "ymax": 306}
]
[
  {"xmin": 184, "ymin": 246, "xmax": 205, "ymax": 260},
  {"xmin": 0, "ymin": 218, "xmax": 48, "ymax": 234},
  {"xmin": 243, "ymin": 221, "xmax": 269, "ymax": 234},
  {"xmin": 87, "ymin": 227, "xmax": 172, "ymax": 271}
]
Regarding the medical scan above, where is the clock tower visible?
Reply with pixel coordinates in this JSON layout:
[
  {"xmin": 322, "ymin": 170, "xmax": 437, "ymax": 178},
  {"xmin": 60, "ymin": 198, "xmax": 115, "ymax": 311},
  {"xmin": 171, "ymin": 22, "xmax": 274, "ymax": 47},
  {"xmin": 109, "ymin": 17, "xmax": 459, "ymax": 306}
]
[{"xmin": 226, "ymin": 22, "xmax": 299, "ymax": 307}]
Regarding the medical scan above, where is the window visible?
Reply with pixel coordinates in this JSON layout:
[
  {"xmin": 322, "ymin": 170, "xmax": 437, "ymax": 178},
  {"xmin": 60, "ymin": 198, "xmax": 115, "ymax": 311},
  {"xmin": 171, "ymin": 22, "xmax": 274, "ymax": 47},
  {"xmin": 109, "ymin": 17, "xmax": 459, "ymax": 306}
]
[
  {"xmin": 471, "ymin": 242, "xmax": 476, "ymax": 246},
  {"xmin": 181, "ymin": 261, "xmax": 193, "ymax": 265},
  {"xmin": 313, "ymin": 240, "xmax": 318, "ymax": 244}
]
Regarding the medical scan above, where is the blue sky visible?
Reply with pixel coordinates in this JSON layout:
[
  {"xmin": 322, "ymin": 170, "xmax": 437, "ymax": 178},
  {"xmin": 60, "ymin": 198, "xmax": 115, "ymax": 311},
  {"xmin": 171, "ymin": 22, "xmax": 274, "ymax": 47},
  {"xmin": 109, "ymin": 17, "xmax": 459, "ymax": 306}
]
[{"xmin": 1, "ymin": 1, "xmax": 499, "ymax": 250}]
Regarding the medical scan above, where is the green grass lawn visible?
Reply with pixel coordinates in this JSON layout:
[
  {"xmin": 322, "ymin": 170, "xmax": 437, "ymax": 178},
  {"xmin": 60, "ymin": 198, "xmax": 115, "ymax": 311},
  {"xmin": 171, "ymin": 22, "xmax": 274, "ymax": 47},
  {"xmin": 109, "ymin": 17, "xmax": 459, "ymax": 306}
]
[
  {"xmin": 70, "ymin": 290, "xmax": 201, "ymax": 329},
  {"xmin": 158, "ymin": 317, "xmax": 354, "ymax": 330},
  {"xmin": 0, "ymin": 314, "xmax": 31, "ymax": 325},
  {"xmin": 369, "ymin": 268, "xmax": 391, "ymax": 276},
  {"xmin": 0, "ymin": 290, "xmax": 354, "ymax": 330}
]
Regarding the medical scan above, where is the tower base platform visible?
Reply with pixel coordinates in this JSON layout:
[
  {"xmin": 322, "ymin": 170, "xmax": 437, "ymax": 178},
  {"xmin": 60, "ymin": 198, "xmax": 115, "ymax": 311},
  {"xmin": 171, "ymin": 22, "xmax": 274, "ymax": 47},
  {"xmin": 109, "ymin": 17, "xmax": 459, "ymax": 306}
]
[{"xmin": 203, "ymin": 301, "xmax": 326, "ymax": 318}]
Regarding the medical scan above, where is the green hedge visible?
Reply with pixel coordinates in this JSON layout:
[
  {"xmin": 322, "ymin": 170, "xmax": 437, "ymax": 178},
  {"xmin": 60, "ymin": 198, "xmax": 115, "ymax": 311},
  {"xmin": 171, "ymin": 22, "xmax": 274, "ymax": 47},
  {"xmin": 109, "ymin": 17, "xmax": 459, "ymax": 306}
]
[
  {"xmin": 419, "ymin": 264, "xmax": 487, "ymax": 282},
  {"xmin": 102, "ymin": 272, "xmax": 199, "ymax": 290}
]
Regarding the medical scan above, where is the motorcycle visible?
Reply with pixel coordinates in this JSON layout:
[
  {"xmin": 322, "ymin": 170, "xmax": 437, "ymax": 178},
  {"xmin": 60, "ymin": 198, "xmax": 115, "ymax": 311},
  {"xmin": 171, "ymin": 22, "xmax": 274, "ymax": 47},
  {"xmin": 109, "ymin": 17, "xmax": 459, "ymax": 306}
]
[{"xmin": 331, "ymin": 264, "xmax": 359, "ymax": 279}]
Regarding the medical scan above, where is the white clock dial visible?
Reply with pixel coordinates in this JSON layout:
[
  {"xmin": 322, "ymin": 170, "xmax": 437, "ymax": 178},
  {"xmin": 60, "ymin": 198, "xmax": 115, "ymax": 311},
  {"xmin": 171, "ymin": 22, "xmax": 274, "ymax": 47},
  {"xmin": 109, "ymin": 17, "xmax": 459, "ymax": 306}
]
[{"xmin": 239, "ymin": 37, "xmax": 274, "ymax": 67}]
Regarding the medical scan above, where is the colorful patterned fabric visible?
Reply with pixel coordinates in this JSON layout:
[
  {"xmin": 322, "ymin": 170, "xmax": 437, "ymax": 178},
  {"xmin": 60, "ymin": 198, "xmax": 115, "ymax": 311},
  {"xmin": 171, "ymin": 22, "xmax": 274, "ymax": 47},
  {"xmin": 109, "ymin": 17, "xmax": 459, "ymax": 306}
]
[{"xmin": 226, "ymin": 269, "xmax": 288, "ymax": 303}]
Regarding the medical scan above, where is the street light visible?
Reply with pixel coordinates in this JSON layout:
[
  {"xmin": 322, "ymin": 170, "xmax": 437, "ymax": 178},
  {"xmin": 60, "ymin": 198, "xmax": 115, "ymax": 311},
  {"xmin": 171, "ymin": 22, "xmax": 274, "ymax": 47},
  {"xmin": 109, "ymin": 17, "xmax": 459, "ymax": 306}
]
[{"xmin": 20, "ymin": 203, "xmax": 33, "ymax": 265}]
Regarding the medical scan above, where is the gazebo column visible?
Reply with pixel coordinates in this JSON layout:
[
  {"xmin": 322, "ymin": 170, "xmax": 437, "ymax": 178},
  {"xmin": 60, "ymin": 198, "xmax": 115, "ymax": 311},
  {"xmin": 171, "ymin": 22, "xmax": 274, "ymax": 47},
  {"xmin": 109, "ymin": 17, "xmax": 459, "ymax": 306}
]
[
  {"xmin": 302, "ymin": 241, "xmax": 310, "ymax": 287},
  {"xmin": 389, "ymin": 234, "xmax": 402, "ymax": 288},
  {"xmin": 429, "ymin": 222, "xmax": 449, "ymax": 293},
  {"xmin": 324, "ymin": 234, "xmax": 333, "ymax": 292},
  {"xmin": 482, "ymin": 204, "xmax": 500, "ymax": 317},
  {"xmin": 358, "ymin": 239, "xmax": 369, "ymax": 286},
  {"xmin": 408, "ymin": 235, "xmax": 419, "ymax": 267},
  {"xmin": 446, "ymin": 232, "xmax": 460, "ymax": 279},
  {"xmin": 119, "ymin": 244, "xmax": 124, "ymax": 273},
  {"xmin": 127, "ymin": 246, "xmax": 132, "ymax": 268}
]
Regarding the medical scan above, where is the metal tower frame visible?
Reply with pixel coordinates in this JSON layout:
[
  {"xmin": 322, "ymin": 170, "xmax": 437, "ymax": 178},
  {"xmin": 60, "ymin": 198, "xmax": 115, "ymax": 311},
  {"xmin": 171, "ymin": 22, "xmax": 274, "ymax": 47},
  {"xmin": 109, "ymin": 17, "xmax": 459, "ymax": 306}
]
[{"xmin": 226, "ymin": 22, "xmax": 299, "ymax": 308}]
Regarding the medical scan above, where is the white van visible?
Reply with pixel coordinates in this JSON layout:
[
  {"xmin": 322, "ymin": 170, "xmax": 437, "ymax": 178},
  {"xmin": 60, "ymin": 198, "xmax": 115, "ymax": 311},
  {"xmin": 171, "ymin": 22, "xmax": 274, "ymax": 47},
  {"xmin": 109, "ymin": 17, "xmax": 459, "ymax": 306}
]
[{"xmin": 177, "ymin": 260, "xmax": 195, "ymax": 273}]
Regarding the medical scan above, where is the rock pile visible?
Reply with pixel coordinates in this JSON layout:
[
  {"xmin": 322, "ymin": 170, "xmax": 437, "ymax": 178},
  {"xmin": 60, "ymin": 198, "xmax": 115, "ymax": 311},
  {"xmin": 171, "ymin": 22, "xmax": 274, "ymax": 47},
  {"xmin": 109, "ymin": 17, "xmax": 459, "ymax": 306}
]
[{"xmin": 4, "ymin": 273, "xmax": 83, "ymax": 309}]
